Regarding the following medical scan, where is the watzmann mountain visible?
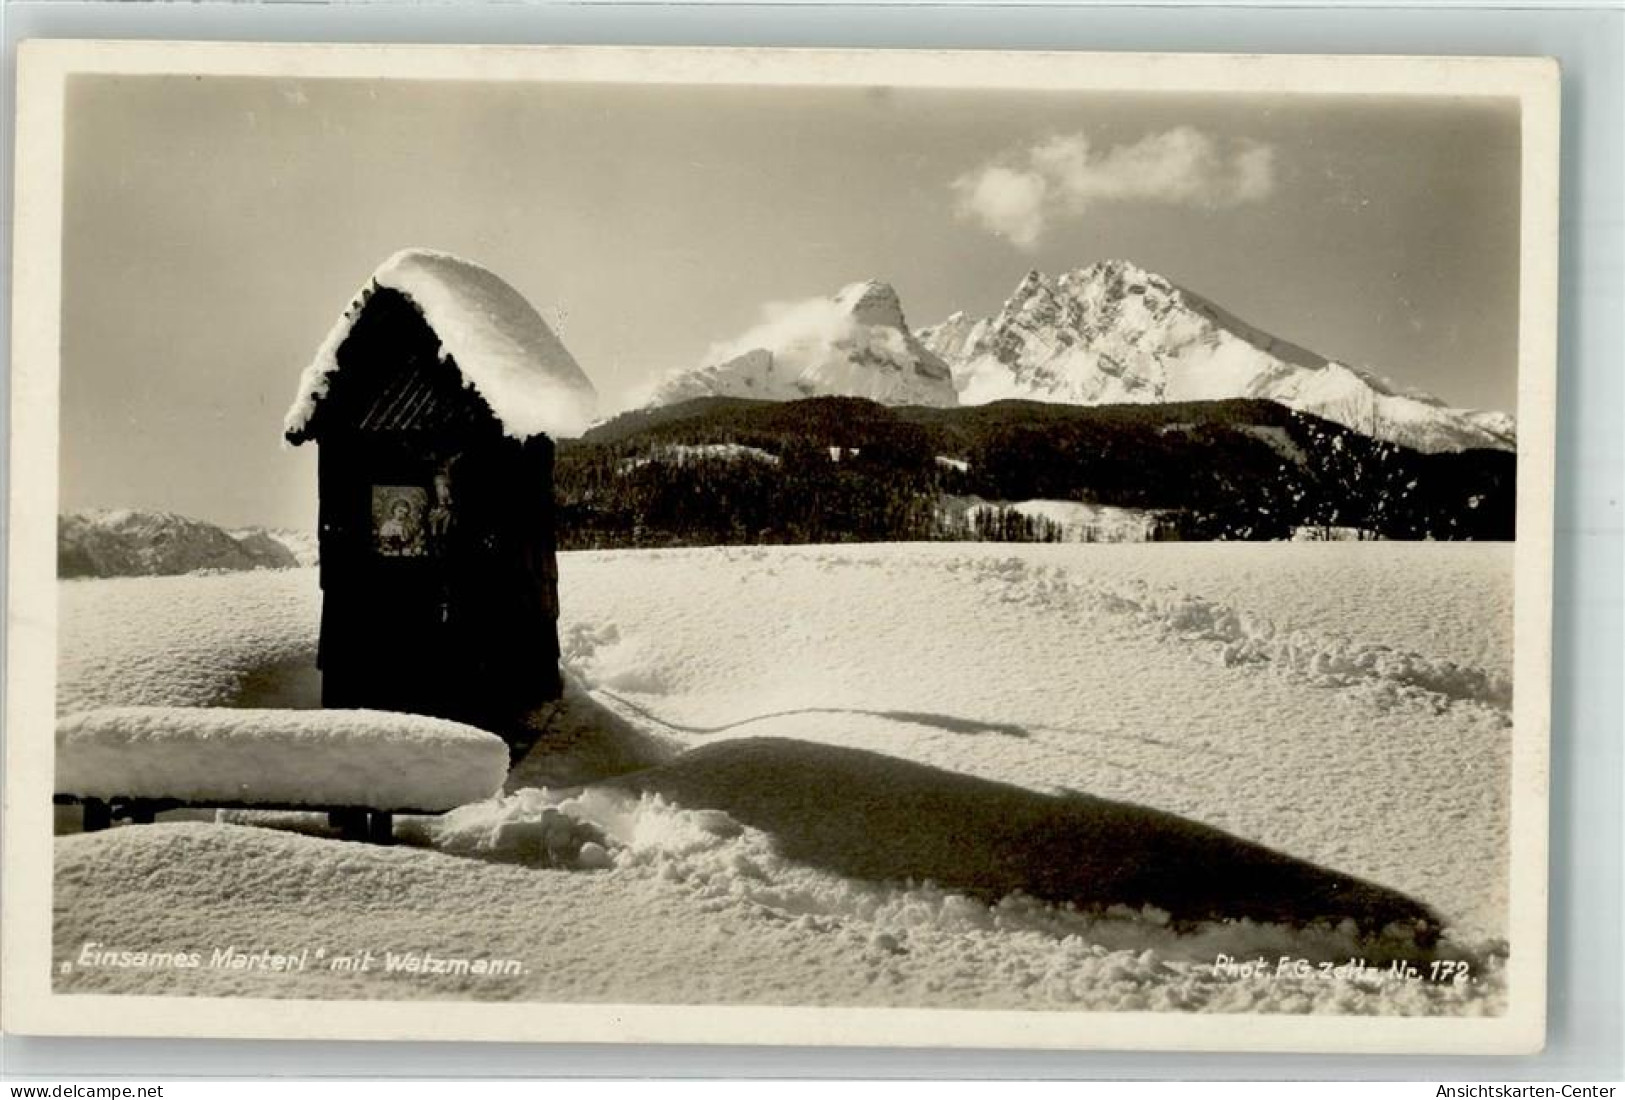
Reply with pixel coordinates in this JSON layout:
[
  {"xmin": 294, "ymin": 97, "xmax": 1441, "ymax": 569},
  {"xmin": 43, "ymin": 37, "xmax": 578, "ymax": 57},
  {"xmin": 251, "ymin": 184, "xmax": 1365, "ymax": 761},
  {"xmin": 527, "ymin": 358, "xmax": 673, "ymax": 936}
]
[
  {"xmin": 647, "ymin": 261, "xmax": 1515, "ymax": 455},
  {"xmin": 648, "ymin": 280, "xmax": 959, "ymax": 409},
  {"xmin": 917, "ymin": 261, "xmax": 1515, "ymax": 455}
]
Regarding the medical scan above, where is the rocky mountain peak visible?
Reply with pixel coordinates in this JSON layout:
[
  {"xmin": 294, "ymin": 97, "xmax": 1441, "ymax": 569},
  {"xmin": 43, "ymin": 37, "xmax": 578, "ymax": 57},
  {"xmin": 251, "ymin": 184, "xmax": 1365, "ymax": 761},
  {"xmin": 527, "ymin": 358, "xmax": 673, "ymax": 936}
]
[
  {"xmin": 835, "ymin": 280, "xmax": 908, "ymax": 330},
  {"xmin": 646, "ymin": 279, "xmax": 958, "ymax": 409},
  {"xmin": 645, "ymin": 260, "xmax": 1516, "ymax": 454},
  {"xmin": 1008, "ymin": 270, "xmax": 1056, "ymax": 306},
  {"xmin": 919, "ymin": 260, "xmax": 1517, "ymax": 454}
]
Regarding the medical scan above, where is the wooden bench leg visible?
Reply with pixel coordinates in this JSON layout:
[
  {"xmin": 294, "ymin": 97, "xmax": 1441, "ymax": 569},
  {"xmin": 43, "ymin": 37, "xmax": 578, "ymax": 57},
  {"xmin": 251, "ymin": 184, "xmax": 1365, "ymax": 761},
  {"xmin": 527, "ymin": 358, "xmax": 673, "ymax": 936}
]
[
  {"xmin": 83, "ymin": 799, "xmax": 110, "ymax": 833},
  {"xmin": 368, "ymin": 811, "xmax": 393, "ymax": 846},
  {"xmin": 128, "ymin": 802, "xmax": 155, "ymax": 825},
  {"xmin": 334, "ymin": 809, "xmax": 368, "ymax": 842}
]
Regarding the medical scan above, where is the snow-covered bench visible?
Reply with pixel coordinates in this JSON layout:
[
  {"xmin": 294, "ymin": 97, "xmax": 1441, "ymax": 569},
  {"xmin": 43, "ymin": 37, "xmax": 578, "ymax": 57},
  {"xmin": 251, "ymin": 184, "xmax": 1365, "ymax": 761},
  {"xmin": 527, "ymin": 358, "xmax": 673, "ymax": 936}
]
[{"xmin": 55, "ymin": 707, "xmax": 509, "ymax": 843}]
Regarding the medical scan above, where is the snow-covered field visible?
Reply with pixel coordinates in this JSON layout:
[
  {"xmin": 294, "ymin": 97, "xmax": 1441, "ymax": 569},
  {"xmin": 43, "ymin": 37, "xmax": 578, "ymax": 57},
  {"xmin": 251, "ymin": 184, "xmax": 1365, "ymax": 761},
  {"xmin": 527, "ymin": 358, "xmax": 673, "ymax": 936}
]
[
  {"xmin": 57, "ymin": 570, "xmax": 318, "ymax": 716},
  {"xmin": 53, "ymin": 543, "xmax": 1514, "ymax": 1014}
]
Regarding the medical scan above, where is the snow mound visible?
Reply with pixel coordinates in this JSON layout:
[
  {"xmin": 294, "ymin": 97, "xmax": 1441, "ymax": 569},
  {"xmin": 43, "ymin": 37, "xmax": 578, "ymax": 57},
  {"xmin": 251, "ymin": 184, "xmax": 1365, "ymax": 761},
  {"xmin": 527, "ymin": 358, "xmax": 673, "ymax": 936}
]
[
  {"xmin": 431, "ymin": 788, "xmax": 620, "ymax": 869},
  {"xmin": 561, "ymin": 621, "xmax": 675, "ymax": 695},
  {"xmin": 554, "ymin": 542, "xmax": 1513, "ymax": 944},
  {"xmin": 52, "ymin": 544, "xmax": 1516, "ymax": 1012},
  {"xmin": 605, "ymin": 737, "xmax": 1444, "ymax": 940},
  {"xmin": 58, "ymin": 570, "xmax": 320, "ymax": 715},
  {"xmin": 57, "ymin": 706, "xmax": 509, "ymax": 811},
  {"xmin": 286, "ymin": 248, "xmax": 598, "ymax": 441},
  {"xmin": 419, "ymin": 778, "xmax": 1491, "ymax": 983},
  {"xmin": 53, "ymin": 821, "xmax": 1503, "ymax": 1011}
]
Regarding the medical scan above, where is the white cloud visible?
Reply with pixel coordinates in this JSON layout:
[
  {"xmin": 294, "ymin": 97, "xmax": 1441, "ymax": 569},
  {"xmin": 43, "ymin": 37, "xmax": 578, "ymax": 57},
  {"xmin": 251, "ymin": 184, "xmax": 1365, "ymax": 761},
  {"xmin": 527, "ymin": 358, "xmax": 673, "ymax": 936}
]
[
  {"xmin": 626, "ymin": 287, "xmax": 879, "ymax": 410},
  {"xmin": 705, "ymin": 294, "xmax": 860, "ymax": 365},
  {"xmin": 949, "ymin": 165, "xmax": 1050, "ymax": 250},
  {"xmin": 954, "ymin": 127, "xmax": 1277, "ymax": 249}
]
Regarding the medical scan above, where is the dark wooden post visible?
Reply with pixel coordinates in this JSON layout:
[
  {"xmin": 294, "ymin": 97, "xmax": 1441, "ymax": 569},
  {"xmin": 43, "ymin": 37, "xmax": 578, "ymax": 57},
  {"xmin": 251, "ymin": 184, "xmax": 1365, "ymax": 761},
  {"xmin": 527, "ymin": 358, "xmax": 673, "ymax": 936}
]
[
  {"xmin": 334, "ymin": 808, "xmax": 369, "ymax": 842},
  {"xmin": 82, "ymin": 798, "xmax": 110, "ymax": 833}
]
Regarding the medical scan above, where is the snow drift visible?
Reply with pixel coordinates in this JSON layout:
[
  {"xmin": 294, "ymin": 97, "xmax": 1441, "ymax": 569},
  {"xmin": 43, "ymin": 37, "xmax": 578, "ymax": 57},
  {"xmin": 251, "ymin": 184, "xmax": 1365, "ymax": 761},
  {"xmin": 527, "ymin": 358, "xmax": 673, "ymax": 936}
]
[
  {"xmin": 53, "ymin": 802, "xmax": 1499, "ymax": 1010},
  {"xmin": 53, "ymin": 543, "xmax": 1513, "ymax": 1012},
  {"xmin": 555, "ymin": 542, "xmax": 1514, "ymax": 949},
  {"xmin": 604, "ymin": 736, "xmax": 1441, "ymax": 941},
  {"xmin": 57, "ymin": 569, "xmax": 319, "ymax": 716}
]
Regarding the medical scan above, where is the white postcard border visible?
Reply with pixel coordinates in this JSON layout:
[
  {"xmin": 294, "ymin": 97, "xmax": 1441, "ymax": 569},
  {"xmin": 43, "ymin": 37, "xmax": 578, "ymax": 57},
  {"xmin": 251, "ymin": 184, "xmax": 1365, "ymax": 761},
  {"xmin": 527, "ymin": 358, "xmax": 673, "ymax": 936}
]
[{"xmin": 2, "ymin": 40, "xmax": 1560, "ymax": 1053}]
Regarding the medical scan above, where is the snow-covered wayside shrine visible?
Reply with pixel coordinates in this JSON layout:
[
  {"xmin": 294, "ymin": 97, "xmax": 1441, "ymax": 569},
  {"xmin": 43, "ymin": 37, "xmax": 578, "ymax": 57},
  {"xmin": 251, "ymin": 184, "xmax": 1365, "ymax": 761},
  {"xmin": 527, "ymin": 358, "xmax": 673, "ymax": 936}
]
[{"xmin": 55, "ymin": 542, "xmax": 1513, "ymax": 1014}]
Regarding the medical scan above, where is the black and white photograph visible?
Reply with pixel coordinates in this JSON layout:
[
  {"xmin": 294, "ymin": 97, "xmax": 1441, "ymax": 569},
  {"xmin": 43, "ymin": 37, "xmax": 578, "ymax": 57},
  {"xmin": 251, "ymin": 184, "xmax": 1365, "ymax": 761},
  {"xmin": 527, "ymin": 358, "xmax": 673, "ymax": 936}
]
[{"xmin": 3, "ymin": 43, "xmax": 1558, "ymax": 1051}]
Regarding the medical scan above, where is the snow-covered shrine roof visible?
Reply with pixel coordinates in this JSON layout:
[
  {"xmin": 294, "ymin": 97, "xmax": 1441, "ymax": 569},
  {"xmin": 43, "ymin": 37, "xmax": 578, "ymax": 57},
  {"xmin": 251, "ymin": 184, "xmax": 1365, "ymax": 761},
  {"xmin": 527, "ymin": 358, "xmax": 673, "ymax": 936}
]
[{"xmin": 285, "ymin": 249, "xmax": 598, "ymax": 443}]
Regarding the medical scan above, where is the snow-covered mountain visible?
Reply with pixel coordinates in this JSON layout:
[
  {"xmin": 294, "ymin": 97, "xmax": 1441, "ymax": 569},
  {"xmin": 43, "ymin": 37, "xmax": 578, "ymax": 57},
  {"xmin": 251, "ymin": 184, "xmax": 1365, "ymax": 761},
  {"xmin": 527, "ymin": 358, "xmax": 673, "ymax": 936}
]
[
  {"xmin": 59, "ymin": 510, "xmax": 311, "ymax": 578},
  {"xmin": 917, "ymin": 261, "xmax": 1516, "ymax": 454},
  {"xmin": 230, "ymin": 526, "xmax": 320, "ymax": 568},
  {"xmin": 648, "ymin": 280, "xmax": 958, "ymax": 409}
]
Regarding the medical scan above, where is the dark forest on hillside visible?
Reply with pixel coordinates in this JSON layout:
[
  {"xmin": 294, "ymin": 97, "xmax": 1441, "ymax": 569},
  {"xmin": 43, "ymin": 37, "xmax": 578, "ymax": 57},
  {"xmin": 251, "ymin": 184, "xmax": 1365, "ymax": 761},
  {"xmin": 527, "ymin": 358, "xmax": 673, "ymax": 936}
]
[{"xmin": 554, "ymin": 397, "xmax": 1516, "ymax": 549}]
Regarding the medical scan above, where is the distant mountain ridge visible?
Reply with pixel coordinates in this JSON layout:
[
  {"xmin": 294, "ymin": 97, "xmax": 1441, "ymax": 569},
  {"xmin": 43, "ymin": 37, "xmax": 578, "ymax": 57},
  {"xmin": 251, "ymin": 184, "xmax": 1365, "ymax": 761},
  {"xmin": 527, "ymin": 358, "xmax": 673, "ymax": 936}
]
[
  {"xmin": 920, "ymin": 260, "xmax": 1515, "ymax": 454},
  {"xmin": 643, "ymin": 260, "xmax": 1514, "ymax": 456},
  {"xmin": 59, "ymin": 510, "xmax": 314, "ymax": 578}
]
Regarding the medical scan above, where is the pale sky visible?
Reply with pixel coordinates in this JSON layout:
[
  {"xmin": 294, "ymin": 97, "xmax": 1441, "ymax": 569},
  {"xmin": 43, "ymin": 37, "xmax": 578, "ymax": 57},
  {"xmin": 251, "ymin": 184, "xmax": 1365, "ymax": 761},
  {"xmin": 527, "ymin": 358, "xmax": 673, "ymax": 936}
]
[{"xmin": 59, "ymin": 75, "xmax": 1522, "ymax": 531}]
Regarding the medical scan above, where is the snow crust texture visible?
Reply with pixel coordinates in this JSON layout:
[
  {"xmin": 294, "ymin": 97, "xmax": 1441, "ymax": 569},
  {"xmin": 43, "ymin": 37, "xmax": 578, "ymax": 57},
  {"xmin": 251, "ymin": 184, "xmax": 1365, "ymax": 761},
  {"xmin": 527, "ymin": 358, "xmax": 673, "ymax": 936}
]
[
  {"xmin": 57, "ymin": 707, "xmax": 508, "ymax": 811},
  {"xmin": 58, "ymin": 570, "xmax": 319, "ymax": 716},
  {"xmin": 53, "ymin": 807, "xmax": 1497, "ymax": 1011},
  {"xmin": 54, "ymin": 544, "xmax": 1512, "ymax": 1013},
  {"xmin": 286, "ymin": 249, "xmax": 598, "ymax": 441},
  {"xmin": 556, "ymin": 543, "xmax": 1514, "ymax": 949}
]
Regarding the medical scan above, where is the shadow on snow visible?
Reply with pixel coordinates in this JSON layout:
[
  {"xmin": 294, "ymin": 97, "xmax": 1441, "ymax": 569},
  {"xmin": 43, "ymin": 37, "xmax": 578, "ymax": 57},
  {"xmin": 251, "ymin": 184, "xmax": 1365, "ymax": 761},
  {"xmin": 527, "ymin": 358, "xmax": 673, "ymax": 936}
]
[
  {"xmin": 603, "ymin": 736, "xmax": 1443, "ymax": 949},
  {"xmin": 224, "ymin": 660, "xmax": 1444, "ymax": 955}
]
